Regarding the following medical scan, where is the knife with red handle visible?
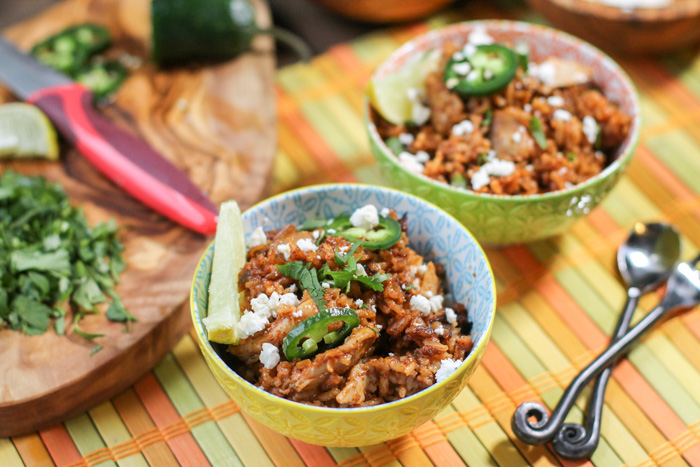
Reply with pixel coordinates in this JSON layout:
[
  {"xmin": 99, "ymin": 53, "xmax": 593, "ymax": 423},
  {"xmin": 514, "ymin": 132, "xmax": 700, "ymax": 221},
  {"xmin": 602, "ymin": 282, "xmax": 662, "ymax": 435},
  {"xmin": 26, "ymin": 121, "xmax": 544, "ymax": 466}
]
[{"xmin": 0, "ymin": 36, "xmax": 218, "ymax": 235}]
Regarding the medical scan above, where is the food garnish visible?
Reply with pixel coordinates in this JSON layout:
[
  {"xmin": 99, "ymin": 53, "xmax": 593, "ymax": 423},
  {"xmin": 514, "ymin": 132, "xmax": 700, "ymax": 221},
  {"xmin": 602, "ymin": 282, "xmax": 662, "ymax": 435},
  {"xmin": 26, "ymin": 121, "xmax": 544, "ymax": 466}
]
[
  {"xmin": 367, "ymin": 50, "xmax": 441, "ymax": 125},
  {"xmin": 443, "ymin": 44, "xmax": 518, "ymax": 96},
  {"xmin": 0, "ymin": 103, "xmax": 59, "ymax": 160},
  {"xmin": 75, "ymin": 60, "xmax": 128, "ymax": 100},
  {"xmin": 282, "ymin": 308, "xmax": 360, "ymax": 360},
  {"xmin": 203, "ymin": 201, "xmax": 246, "ymax": 345},
  {"xmin": 0, "ymin": 170, "xmax": 131, "ymax": 337}
]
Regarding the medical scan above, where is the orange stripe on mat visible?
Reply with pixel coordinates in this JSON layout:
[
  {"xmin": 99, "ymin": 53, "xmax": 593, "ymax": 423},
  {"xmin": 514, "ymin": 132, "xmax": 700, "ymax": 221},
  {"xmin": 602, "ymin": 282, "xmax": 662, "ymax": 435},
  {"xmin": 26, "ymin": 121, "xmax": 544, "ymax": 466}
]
[
  {"xmin": 288, "ymin": 439, "xmax": 335, "ymax": 466},
  {"xmin": 38, "ymin": 425, "xmax": 81, "ymax": 466},
  {"xmin": 112, "ymin": 388, "xmax": 179, "ymax": 466},
  {"xmin": 417, "ymin": 421, "xmax": 465, "ymax": 466},
  {"xmin": 133, "ymin": 372, "xmax": 209, "ymax": 466},
  {"xmin": 12, "ymin": 433, "xmax": 53, "ymax": 466}
]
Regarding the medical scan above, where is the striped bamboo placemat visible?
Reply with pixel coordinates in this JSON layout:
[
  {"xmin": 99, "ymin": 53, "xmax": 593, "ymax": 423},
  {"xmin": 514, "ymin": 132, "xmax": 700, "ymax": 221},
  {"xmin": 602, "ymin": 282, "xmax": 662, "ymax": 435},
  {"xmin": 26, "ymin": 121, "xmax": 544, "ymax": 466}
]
[{"xmin": 4, "ymin": 3, "xmax": 700, "ymax": 466}]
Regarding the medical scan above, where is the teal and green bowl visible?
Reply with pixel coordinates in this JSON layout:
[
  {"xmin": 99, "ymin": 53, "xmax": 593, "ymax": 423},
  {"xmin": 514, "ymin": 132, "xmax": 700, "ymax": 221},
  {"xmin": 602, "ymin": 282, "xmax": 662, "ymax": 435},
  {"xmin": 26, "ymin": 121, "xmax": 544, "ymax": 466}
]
[
  {"xmin": 367, "ymin": 20, "xmax": 641, "ymax": 246},
  {"xmin": 191, "ymin": 184, "xmax": 496, "ymax": 446}
]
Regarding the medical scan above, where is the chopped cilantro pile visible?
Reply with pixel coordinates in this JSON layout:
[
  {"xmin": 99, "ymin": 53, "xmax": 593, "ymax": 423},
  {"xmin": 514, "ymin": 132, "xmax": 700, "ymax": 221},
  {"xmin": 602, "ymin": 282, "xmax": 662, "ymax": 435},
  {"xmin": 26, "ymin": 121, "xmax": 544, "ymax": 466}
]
[{"xmin": 0, "ymin": 170, "xmax": 134, "ymax": 337}]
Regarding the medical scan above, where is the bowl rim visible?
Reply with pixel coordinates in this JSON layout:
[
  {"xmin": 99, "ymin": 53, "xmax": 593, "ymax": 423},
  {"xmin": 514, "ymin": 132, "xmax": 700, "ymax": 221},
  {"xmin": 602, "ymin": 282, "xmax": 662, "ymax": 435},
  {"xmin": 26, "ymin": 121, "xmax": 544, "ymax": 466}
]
[
  {"xmin": 539, "ymin": 0, "xmax": 700, "ymax": 22},
  {"xmin": 366, "ymin": 19, "xmax": 641, "ymax": 203},
  {"xmin": 190, "ymin": 182, "xmax": 497, "ymax": 415}
]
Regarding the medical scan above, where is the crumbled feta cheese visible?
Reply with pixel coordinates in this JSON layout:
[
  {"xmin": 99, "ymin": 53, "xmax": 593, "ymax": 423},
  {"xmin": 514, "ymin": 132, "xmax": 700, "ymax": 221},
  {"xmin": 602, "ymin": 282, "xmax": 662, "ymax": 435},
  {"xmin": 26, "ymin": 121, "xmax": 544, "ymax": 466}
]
[
  {"xmin": 446, "ymin": 77, "xmax": 459, "ymax": 89},
  {"xmin": 524, "ymin": 103, "xmax": 533, "ymax": 112},
  {"xmin": 338, "ymin": 245, "xmax": 349, "ymax": 254},
  {"xmin": 296, "ymin": 238, "xmax": 318, "ymax": 253},
  {"xmin": 312, "ymin": 230, "xmax": 320, "ymax": 240},
  {"xmin": 398, "ymin": 152, "xmax": 425, "ymax": 174},
  {"xmin": 547, "ymin": 95, "xmax": 565, "ymax": 107},
  {"xmin": 276, "ymin": 243, "xmax": 291, "ymax": 260},
  {"xmin": 466, "ymin": 69, "xmax": 480, "ymax": 83},
  {"xmin": 327, "ymin": 229, "xmax": 337, "ymax": 234},
  {"xmin": 398, "ymin": 133, "xmax": 414, "ymax": 145},
  {"xmin": 410, "ymin": 295, "xmax": 432, "ymax": 316},
  {"xmin": 279, "ymin": 293, "xmax": 300, "ymax": 307},
  {"xmin": 429, "ymin": 295, "xmax": 444, "ymax": 312},
  {"xmin": 356, "ymin": 263, "xmax": 367, "ymax": 276},
  {"xmin": 322, "ymin": 282, "xmax": 330, "ymax": 289},
  {"xmin": 288, "ymin": 284, "xmax": 297, "ymax": 293},
  {"xmin": 417, "ymin": 264, "xmax": 428, "ymax": 274},
  {"xmin": 380, "ymin": 208, "xmax": 391, "ymax": 217},
  {"xmin": 468, "ymin": 25, "xmax": 494, "ymax": 45},
  {"xmin": 415, "ymin": 151, "xmax": 430, "ymax": 163},
  {"xmin": 445, "ymin": 308, "xmax": 457, "ymax": 323},
  {"xmin": 452, "ymin": 119, "xmax": 475, "ymax": 137},
  {"xmin": 512, "ymin": 132, "xmax": 522, "ymax": 143},
  {"xmin": 470, "ymin": 159, "xmax": 516, "ymax": 190},
  {"xmin": 435, "ymin": 326, "xmax": 445, "ymax": 336},
  {"xmin": 435, "ymin": 358, "xmax": 462, "ymax": 383},
  {"xmin": 250, "ymin": 292, "xmax": 286, "ymax": 320},
  {"xmin": 260, "ymin": 343, "xmax": 280, "ymax": 370},
  {"xmin": 553, "ymin": 109, "xmax": 572, "ymax": 122},
  {"xmin": 293, "ymin": 309, "xmax": 303, "ymax": 317},
  {"xmin": 582, "ymin": 116, "xmax": 599, "ymax": 144},
  {"xmin": 525, "ymin": 164, "xmax": 534, "ymax": 172},
  {"xmin": 424, "ymin": 290, "xmax": 434, "ymax": 298},
  {"xmin": 528, "ymin": 61, "xmax": 556, "ymax": 85},
  {"xmin": 452, "ymin": 62, "xmax": 472, "ymax": 76},
  {"xmin": 470, "ymin": 169, "xmax": 491, "ymax": 191},
  {"xmin": 356, "ymin": 299, "xmax": 364, "ymax": 306},
  {"xmin": 350, "ymin": 205, "xmax": 379, "ymax": 230},
  {"xmin": 412, "ymin": 103, "xmax": 431, "ymax": 126},
  {"xmin": 406, "ymin": 88, "xmax": 431, "ymax": 125},
  {"xmin": 235, "ymin": 312, "xmax": 268, "ymax": 339},
  {"xmin": 483, "ymin": 69, "xmax": 494, "ymax": 80},
  {"xmin": 452, "ymin": 51, "xmax": 465, "ymax": 61},
  {"xmin": 376, "ymin": 325, "xmax": 382, "ymax": 330},
  {"xmin": 246, "ymin": 226, "xmax": 267, "ymax": 249},
  {"xmin": 388, "ymin": 352, "xmax": 395, "ymax": 357},
  {"xmin": 462, "ymin": 43, "xmax": 477, "ymax": 58}
]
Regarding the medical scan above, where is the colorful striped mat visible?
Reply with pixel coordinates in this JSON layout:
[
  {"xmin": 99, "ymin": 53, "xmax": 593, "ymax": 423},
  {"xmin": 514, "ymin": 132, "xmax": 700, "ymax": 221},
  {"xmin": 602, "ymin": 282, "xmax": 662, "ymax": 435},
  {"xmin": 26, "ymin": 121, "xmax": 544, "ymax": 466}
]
[{"xmin": 4, "ymin": 2, "xmax": 700, "ymax": 466}]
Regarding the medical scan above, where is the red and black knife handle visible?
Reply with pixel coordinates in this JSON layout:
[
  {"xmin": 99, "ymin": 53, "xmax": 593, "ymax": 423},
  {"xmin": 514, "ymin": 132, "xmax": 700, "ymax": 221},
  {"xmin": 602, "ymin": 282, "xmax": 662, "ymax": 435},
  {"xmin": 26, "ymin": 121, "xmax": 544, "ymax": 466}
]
[{"xmin": 28, "ymin": 83, "xmax": 218, "ymax": 235}]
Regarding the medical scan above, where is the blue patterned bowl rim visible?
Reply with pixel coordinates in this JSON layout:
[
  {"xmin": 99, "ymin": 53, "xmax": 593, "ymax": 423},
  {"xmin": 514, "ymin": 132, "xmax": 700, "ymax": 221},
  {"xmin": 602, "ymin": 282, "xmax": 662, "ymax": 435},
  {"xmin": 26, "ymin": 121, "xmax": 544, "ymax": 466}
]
[
  {"xmin": 366, "ymin": 19, "xmax": 641, "ymax": 202},
  {"xmin": 190, "ymin": 183, "xmax": 497, "ymax": 414}
]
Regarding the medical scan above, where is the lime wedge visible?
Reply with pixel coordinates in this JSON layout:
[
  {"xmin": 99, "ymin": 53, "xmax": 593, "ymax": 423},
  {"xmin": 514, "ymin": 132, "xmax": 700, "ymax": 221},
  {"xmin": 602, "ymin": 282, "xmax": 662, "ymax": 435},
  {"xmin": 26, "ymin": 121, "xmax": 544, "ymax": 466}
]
[
  {"xmin": 203, "ymin": 201, "xmax": 247, "ymax": 345},
  {"xmin": 0, "ymin": 103, "xmax": 59, "ymax": 160},
  {"xmin": 367, "ymin": 49, "xmax": 441, "ymax": 125}
]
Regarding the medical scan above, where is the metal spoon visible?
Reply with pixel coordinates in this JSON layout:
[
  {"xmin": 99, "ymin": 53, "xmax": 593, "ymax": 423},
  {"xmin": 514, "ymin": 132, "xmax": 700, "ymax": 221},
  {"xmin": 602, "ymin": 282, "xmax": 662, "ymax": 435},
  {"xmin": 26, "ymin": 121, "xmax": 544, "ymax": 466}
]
[
  {"xmin": 554, "ymin": 223, "xmax": 680, "ymax": 459},
  {"xmin": 512, "ymin": 243, "xmax": 699, "ymax": 450}
]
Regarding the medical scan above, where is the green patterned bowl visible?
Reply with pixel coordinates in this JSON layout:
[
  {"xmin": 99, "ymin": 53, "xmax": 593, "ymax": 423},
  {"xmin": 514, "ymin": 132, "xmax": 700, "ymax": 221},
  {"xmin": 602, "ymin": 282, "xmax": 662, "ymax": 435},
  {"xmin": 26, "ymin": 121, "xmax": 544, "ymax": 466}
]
[
  {"xmin": 367, "ymin": 20, "xmax": 640, "ymax": 245},
  {"xmin": 191, "ymin": 184, "xmax": 496, "ymax": 446}
]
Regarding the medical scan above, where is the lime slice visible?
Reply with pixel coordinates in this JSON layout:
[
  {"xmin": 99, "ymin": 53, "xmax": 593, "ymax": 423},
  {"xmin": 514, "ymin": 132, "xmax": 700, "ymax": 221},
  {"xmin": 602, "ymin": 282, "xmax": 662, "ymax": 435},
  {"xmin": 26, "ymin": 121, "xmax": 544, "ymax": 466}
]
[
  {"xmin": 367, "ymin": 49, "xmax": 441, "ymax": 125},
  {"xmin": 0, "ymin": 103, "xmax": 59, "ymax": 160},
  {"xmin": 203, "ymin": 201, "xmax": 247, "ymax": 345}
]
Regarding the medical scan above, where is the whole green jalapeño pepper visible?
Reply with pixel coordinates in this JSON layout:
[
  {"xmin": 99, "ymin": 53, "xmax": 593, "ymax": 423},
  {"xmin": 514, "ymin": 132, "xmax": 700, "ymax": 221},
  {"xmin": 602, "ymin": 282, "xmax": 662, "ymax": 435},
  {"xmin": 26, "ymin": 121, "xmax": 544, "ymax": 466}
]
[
  {"xmin": 444, "ymin": 44, "xmax": 518, "ymax": 97},
  {"xmin": 282, "ymin": 308, "xmax": 360, "ymax": 360}
]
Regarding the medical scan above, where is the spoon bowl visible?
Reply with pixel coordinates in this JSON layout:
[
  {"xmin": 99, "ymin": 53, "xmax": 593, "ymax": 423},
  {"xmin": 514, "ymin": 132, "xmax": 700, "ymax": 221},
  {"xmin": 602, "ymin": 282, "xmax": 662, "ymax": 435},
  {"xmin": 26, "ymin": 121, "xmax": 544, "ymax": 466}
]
[{"xmin": 618, "ymin": 222, "xmax": 681, "ymax": 293}]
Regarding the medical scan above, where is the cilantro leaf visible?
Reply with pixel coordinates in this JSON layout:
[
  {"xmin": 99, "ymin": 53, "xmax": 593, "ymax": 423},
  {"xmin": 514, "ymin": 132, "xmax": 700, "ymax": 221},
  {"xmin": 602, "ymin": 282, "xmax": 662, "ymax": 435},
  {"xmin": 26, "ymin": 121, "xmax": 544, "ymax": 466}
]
[
  {"xmin": 354, "ymin": 273, "xmax": 391, "ymax": 291},
  {"xmin": 529, "ymin": 116, "xmax": 548, "ymax": 150},
  {"xmin": 277, "ymin": 261, "xmax": 327, "ymax": 312}
]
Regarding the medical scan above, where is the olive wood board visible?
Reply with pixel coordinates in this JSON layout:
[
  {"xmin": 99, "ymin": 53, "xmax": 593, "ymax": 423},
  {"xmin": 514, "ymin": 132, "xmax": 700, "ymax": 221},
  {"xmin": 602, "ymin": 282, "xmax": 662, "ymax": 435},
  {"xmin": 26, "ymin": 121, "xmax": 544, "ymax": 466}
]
[{"xmin": 0, "ymin": 0, "xmax": 276, "ymax": 436}]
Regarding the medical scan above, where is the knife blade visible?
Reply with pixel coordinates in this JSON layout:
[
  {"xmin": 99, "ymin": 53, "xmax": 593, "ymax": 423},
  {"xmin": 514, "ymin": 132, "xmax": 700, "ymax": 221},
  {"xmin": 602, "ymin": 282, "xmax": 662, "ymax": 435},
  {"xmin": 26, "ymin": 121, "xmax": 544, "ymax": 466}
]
[{"xmin": 0, "ymin": 36, "xmax": 218, "ymax": 235}]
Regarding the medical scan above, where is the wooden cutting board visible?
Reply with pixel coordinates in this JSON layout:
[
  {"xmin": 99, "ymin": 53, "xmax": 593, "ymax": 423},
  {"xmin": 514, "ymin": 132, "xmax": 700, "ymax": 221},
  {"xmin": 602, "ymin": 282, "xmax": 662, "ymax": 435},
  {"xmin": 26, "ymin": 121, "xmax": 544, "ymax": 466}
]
[{"xmin": 0, "ymin": 0, "xmax": 276, "ymax": 436}]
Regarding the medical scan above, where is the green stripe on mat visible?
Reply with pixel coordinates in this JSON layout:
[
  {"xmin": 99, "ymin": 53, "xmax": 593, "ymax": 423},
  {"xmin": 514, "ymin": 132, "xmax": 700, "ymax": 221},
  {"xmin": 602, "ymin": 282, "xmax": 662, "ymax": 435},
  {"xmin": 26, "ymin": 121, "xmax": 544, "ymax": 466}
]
[
  {"xmin": 88, "ymin": 401, "xmax": 148, "ymax": 467},
  {"xmin": 171, "ymin": 337, "xmax": 274, "ymax": 467},
  {"xmin": 64, "ymin": 414, "xmax": 115, "ymax": 467},
  {"xmin": 438, "ymin": 405, "xmax": 495, "ymax": 466},
  {"xmin": 450, "ymin": 386, "xmax": 526, "ymax": 467},
  {"xmin": 153, "ymin": 354, "xmax": 242, "ymax": 467},
  {"xmin": 0, "ymin": 438, "xmax": 22, "ymax": 467},
  {"xmin": 646, "ymin": 130, "xmax": 700, "ymax": 194}
]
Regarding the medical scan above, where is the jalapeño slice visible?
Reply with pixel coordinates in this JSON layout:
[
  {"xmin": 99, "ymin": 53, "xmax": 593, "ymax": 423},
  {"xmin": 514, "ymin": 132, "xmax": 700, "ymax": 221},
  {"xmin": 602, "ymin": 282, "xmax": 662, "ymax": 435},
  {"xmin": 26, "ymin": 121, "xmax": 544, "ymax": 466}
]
[
  {"xmin": 75, "ymin": 60, "xmax": 128, "ymax": 100},
  {"xmin": 328, "ymin": 214, "xmax": 402, "ymax": 250},
  {"xmin": 282, "ymin": 308, "xmax": 360, "ymax": 360},
  {"xmin": 444, "ymin": 44, "xmax": 518, "ymax": 97},
  {"xmin": 30, "ymin": 24, "xmax": 111, "ymax": 76}
]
